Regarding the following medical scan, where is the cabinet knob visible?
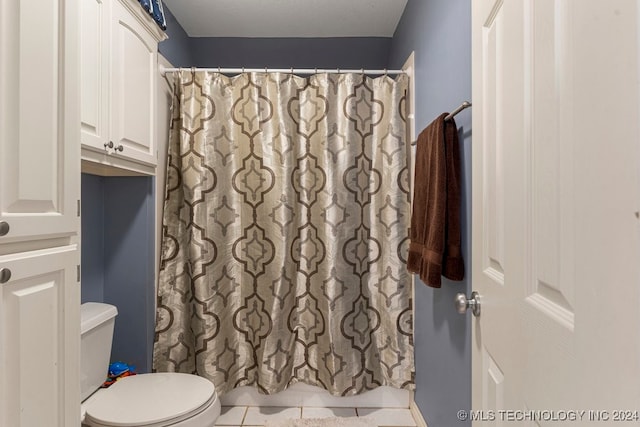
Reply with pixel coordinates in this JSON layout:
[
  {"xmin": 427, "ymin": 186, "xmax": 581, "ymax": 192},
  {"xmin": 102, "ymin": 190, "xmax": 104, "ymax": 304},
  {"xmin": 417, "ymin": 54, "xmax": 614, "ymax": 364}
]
[
  {"xmin": 0, "ymin": 221, "xmax": 9, "ymax": 236},
  {"xmin": 116, "ymin": 144, "xmax": 124, "ymax": 152},
  {"xmin": 104, "ymin": 141, "xmax": 114, "ymax": 149},
  {"xmin": 0, "ymin": 268, "xmax": 11, "ymax": 284}
]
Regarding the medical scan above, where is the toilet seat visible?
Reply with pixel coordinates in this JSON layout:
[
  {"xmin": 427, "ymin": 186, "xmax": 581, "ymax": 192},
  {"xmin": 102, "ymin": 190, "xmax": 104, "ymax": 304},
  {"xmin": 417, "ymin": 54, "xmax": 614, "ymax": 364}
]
[{"xmin": 83, "ymin": 373, "xmax": 219, "ymax": 427}]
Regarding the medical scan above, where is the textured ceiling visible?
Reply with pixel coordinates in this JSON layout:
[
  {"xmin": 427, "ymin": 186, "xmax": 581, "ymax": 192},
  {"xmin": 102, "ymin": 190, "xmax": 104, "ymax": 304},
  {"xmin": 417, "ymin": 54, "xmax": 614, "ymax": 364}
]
[{"xmin": 162, "ymin": 0, "xmax": 408, "ymax": 38}]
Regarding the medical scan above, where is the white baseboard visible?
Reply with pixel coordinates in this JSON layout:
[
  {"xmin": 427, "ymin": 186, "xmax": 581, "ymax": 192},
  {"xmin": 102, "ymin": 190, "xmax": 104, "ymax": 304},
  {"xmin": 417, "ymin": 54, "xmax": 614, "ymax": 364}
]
[{"xmin": 409, "ymin": 401, "xmax": 428, "ymax": 427}]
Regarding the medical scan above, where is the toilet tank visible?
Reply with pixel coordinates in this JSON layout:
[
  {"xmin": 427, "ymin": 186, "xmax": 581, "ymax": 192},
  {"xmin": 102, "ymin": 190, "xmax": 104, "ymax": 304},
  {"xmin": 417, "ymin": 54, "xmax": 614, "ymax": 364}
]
[{"xmin": 81, "ymin": 303, "xmax": 118, "ymax": 402}]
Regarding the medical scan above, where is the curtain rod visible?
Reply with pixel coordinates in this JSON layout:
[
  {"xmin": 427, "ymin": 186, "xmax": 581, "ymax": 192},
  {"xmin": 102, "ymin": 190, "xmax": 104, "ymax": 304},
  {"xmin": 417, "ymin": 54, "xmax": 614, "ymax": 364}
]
[{"xmin": 159, "ymin": 65, "xmax": 406, "ymax": 76}]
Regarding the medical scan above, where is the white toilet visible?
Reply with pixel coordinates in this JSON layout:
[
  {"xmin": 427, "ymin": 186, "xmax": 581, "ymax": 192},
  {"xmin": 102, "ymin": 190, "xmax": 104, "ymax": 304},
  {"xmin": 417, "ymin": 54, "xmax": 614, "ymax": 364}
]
[{"xmin": 81, "ymin": 302, "xmax": 221, "ymax": 427}]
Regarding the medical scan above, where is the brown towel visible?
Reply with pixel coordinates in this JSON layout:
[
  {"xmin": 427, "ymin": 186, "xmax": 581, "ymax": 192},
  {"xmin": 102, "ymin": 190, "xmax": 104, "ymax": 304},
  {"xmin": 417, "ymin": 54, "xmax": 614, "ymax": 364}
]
[{"xmin": 407, "ymin": 113, "xmax": 464, "ymax": 287}]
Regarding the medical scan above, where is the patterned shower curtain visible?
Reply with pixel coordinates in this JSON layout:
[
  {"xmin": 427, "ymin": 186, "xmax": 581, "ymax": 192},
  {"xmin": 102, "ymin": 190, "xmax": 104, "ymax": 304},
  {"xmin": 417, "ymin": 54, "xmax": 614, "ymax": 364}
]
[{"xmin": 153, "ymin": 70, "xmax": 414, "ymax": 396}]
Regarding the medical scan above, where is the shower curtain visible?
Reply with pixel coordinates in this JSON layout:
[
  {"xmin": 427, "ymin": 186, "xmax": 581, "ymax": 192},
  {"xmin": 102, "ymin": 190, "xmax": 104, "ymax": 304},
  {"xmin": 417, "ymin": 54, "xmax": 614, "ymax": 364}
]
[{"xmin": 153, "ymin": 70, "xmax": 414, "ymax": 396}]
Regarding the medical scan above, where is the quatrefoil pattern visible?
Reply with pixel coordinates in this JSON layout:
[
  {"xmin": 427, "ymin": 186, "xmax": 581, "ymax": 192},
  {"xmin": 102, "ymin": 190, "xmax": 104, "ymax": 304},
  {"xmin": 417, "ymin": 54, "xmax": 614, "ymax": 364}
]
[{"xmin": 154, "ymin": 71, "xmax": 414, "ymax": 397}]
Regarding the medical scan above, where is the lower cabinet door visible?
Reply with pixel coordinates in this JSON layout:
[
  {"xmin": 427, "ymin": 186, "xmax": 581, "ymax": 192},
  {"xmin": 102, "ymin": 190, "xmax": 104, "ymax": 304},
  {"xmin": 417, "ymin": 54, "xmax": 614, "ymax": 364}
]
[{"xmin": 0, "ymin": 245, "xmax": 80, "ymax": 427}]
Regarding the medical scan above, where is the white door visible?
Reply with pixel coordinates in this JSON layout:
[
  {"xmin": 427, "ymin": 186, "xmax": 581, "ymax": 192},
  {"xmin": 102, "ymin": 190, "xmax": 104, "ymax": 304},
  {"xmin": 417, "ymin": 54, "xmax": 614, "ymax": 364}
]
[{"xmin": 471, "ymin": 0, "xmax": 640, "ymax": 423}]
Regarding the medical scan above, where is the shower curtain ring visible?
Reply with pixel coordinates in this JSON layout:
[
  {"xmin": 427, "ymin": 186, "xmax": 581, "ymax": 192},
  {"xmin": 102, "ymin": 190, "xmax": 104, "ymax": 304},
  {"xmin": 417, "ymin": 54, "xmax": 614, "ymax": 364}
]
[
  {"xmin": 337, "ymin": 68, "xmax": 340, "ymax": 74},
  {"xmin": 361, "ymin": 68, "xmax": 364, "ymax": 75},
  {"xmin": 384, "ymin": 68, "xmax": 388, "ymax": 76},
  {"xmin": 242, "ymin": 67, "xmax": 245, "ymax": 73},
  {"xmin": 218, "ymin": 66, "xmax": 221, "ymax": 73},
  {"xmin": 265, "ymin": 66, "xmax": 268, "ymax": 73},
  {"xmin": 314, "ymin": 67, "xmax": 318, "ymax": 74}
]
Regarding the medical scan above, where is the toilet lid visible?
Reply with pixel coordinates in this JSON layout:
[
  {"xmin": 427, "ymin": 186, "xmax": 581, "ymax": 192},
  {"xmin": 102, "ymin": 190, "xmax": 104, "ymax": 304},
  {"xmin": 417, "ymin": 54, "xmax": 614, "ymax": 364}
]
[{"xmin": 84, "ymin": 373, "xmax": 216, "ymax": 427}]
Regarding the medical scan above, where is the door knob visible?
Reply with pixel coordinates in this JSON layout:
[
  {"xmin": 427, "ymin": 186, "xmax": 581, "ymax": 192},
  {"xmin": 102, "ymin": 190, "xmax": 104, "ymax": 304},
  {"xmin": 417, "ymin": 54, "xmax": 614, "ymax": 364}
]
[{"xmin": 455, "ymin": 291, "xmax": 481, "ymax": 317}]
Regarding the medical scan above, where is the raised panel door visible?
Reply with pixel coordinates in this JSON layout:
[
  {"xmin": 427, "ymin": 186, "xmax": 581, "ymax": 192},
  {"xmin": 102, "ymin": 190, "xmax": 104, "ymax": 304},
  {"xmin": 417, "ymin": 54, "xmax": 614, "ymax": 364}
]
[
  {"xmin": 471, "ymin": 0, "xmax": 526, "ymax": 420},
  {"xmin": 0, "ymin": 0, "xmax": 80, "ymax": 243},
  {"xmin": 0, "ymin": 245, "xmax": 80, "ymax": 427},
  {"xmin": 472, "ymin": 0, "xmax": 640, "ymax": 423},
  {"xmin": 110, "ymin": 0, "xmax": 157, "ymax": 166}
]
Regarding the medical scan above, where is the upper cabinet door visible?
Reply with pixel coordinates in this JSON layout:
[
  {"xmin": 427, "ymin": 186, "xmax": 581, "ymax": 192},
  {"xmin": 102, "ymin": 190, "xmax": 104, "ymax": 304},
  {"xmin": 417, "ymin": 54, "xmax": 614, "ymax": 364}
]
[
  {"xmin": 81, "ymin": 0, "xmax": 110, "ymax": 153},
  {"xmin": 0, "ymin": 0, "xmax": 80, "ymax": 243},
  {"xmin": 110, "ymin": 0, "xmax": 158, "ymax": 166}
]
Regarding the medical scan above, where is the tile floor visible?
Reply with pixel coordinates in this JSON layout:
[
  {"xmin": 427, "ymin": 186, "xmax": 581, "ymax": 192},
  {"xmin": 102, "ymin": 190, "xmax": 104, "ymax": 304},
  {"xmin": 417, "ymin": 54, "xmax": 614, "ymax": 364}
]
[{"xmin": 215, "ymin": 406, "xmax": 418, "ymax": 427}]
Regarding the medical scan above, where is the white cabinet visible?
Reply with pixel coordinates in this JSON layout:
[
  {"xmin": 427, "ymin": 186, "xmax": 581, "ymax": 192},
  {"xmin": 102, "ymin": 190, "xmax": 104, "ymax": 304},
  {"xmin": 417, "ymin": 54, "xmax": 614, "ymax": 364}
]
[
  {"xmin": 1, "ymin": 0, "xmax": 81, "ymax": 243},
  {"xmin": 0, "ymin": 0, "xmax": 80, "ymax": 425},
  {"xmin": 0, "ymin": 247, "xmax": 80, "ymax": 426},
  {"xmin": 81, "ymin": 0, "xmax": 166, "ymax": 175},
  {"xmin": 110, "ymin": 0, "xmax": 160, "ymax": 165}
]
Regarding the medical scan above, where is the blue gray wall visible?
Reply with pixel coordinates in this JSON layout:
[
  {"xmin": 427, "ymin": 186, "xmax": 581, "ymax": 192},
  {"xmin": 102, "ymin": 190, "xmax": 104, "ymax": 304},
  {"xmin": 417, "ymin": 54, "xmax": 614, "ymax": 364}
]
[
  {"xmin": 189, "ymin": 37, "xmax": 391, "ymax": 69},
  {"xmin": 81, "ymin": 174, "xmax": 105, "ymax": 304},
  {"xmin": 389, "ymin": 1, "xmax": 472, "ymax": 426},
  {"xmin": 81, "ymin": 174, "xmax": 156, "ymax": 374},
  {"xmin": 158, "ymin": 3, "xmax": 193, "ymax": 66},
  {"xmin": 103, "ymin": 177, "xmax": 156, "ymax": 374},
  {"xmin": 159, "ymin": 3, "xmax": 391, "ymax": 70}
]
